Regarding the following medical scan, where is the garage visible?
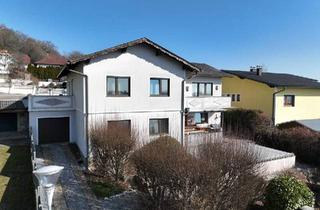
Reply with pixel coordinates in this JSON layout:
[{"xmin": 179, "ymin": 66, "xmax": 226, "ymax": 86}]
[
  {"xmin": 38, "ymin": 117, "xmax": 70, "ymax": 144},
  {"xmin": 0, "ymin": 113, "xmax": 17, "ymax": 132}
]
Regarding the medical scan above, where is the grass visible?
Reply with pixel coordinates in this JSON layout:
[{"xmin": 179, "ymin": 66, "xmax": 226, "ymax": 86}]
[
  {"xmin": 88, "ymin": 180, "xmax": 125, "ymax": 198},
  {"xmin": 0, "ymin": 144, "xmax": 35, "ymax": 210}
]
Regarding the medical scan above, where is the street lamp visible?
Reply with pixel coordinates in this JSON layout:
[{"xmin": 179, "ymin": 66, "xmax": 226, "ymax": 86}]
[{"xmin": 33, "ymin": 165, "xmax": 64, "ymax": 210}]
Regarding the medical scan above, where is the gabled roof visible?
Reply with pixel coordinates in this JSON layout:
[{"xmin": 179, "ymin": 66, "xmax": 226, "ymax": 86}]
[
  {"xmin": 192, "ymin": 63, "xmax": 232, "ymax": 78},
  {"xmin": 222, "ymin": 70, "xmax": 320, "ymax": 88},
  {"xmin": 58, "ymin": 37, "xmax": 200, "ymax": 78},
  {"xmin": 35, "ymin": 54, "xmax": 67, "ymax": 66}
]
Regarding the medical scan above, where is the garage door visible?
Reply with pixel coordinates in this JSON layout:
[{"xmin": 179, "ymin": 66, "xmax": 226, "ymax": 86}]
[
  {"xmin": 0, "ymin": 113, "xmax": 17, "ymax": 132},
  {"xmin": 38, "ymin": 117, "xmax": 69, "ymax": 144}
]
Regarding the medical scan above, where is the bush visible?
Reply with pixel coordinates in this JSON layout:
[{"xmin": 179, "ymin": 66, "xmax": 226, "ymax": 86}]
[
  {"xmin": 223, "ymin": 109, "xmax": 272, "ymax": 139},
  {"xmin": 27, "ymin": 64, "xmax": 61, "ymax": 80},
  {"xmin": 131, "ymin": 137, "xmax": 265, "ymax": 210},
  {"xmin": 90, "ymin": 122, "xmax": 136, "ymax": 182},
  {"xmin": 195, "ymin": 141, "xmax": 265, "ymax": 210},
  {"xmin": 255, "ymin": 127, "xmax": 320, "ymax": 165},
  {"xmin": 265, "ymin": 175, "xmax": 314, "ymax": 210},
  {"xmin": 130, "ymin": 136, "xmax": 197, "ymax": 209}
]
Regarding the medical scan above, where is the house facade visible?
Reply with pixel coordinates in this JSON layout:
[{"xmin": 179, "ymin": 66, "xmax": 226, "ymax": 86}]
[
  {"xmin": 27, "ymin": 38, "xmax": 232, "ymax": 158},
  {"xmin": 184, "ymin": 63, "xmax": 231, "ymax": 134},
  {"xmin": 222, "ymin": 66, "xmax": 320, "ymax": 125}
]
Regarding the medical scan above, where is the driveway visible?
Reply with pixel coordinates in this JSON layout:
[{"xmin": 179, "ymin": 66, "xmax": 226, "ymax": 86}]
[{"xmin": 37, "ymin": 144, "xmax": 144, "ymax": 210}]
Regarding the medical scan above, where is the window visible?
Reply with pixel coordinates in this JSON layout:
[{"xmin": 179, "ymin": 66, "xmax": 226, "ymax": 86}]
[
  {"xmin": 215, "ymin": 86, "xmax": 219, "ymax": 91},
  {"xmin": 284, "ymin": 95, "xmax": 295, "ymax": 106},
  {"xmin": 194, "ymin": 112, "xmax": 208, "ymax": 124},
  {"xmin": 107, "ymin": 76, "xmax": 130, "ymax": 96},
  {"xmin": 236, "ymin": 94, "xmax": 240, "ymax": 102},
  {"xmin": 108, "ymin": 120, "xmax": 131, "ymax": 134},
  {"xmin": 192, "ymin": 82, "xmax": 213, "ymax": 97},
  {"xmin": 186, "ymin": 86, "xmax": 189, "ymax": 92},
  {"xmin": 149, "ymin": 118, "xmax": 169, "ymax": 135},
  {"xmin": 150, "ymin": 78, "xmax": 170, "ymax": 96},
  {"xmin": 231, "ymin": 94, "xmax": 236, "ymax": 102}
]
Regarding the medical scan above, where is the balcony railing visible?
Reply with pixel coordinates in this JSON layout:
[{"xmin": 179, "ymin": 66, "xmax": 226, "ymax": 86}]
[
  {"xmin": 185, "ymin": 96, "xmax": 231, "ymax": 112},
  {"xmin": 28, "ymin": 95, "xmax": 74, "ymax": 111}
]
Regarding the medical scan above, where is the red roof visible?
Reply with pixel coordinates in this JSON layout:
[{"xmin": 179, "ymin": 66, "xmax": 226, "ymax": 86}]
[
  {"xmin": 14, "ymin": 54, "xmax": 31, "ymax": 65},
  {"xmin": 35, "ymin": 54, "xmax": 67, "ymax": 65}
]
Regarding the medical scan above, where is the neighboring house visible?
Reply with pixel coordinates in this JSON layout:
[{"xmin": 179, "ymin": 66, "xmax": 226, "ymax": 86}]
[
  {"xmin": 222, "ymin": 66, "xmax": 320, "ymax": 125},
  {"xmin": 0, "ymin": 93, "xmax": 28, "ymax": 133},
  {"xmin": 15, "ymin": 53, "xmax": 31, "ymax": 70},
  {"xmin": 27, "ymin": 38, "xmax": 231, "ymax": 159},
  {"xmin": 34, "ymin": 54, "xmax": 67, "ymax": 68},
  {"xmin": 184, "ymin": 63, "xmax": 231, "ymax": 133},
  {"xmin": 0, "ymin": 50, "xmax": 13, "ymax": 82}
]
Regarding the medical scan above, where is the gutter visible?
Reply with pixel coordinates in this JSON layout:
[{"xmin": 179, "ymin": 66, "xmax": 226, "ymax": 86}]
[
  {"xmin": 272, "ymin": 87, "xmax": 285, "ymax": 125},
  {"xmin": 68, "ymin": 69, "xmax": 89, "ymax": 168},
  {"xmin": 181, "ymin": 80, "xmax": 185, "ymax": 146}
]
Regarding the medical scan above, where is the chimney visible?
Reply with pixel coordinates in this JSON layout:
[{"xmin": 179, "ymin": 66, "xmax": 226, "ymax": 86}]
[
  {"xmin": 250, "ymin": 66, "xmax": 256, "ymax": 72},
  {"xmin": 249, "ymin": 65, "xmax": 263, "ymax": 76},
  {"xmin": 256, "ymin": 65, "xmax": 263, "ymax": 76}
]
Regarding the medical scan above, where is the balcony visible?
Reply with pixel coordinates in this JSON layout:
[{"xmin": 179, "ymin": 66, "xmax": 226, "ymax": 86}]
[
  {"xmin": 185, "ymin": 96, "xmax": 231, "ymax": 112},
  {"xmin": 28, "ymin": 95, "xmax": 74, "ymax": 112}
]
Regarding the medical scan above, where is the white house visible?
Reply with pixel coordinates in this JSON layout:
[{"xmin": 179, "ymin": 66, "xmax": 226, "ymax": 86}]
[
  {"xmin": 184, "ymin": 63, "xmax": 231, "ymax": 133},
  {"xmin": 27, "ymin": 38, "xmax": 232, "ymax": 160},
  {"xmin": 0, "ymin": 50, "xmax": 12, "ymax": 82}
]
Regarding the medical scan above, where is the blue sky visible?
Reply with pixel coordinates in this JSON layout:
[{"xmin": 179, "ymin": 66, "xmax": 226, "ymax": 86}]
[{"xmin": 1, "ymin": 0, "xmax": 320, "ymax": 80}]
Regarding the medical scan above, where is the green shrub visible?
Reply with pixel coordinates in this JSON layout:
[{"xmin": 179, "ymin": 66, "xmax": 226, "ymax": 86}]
[
  {"xmin": 27, "ymin": 64, "xmax": 61, "ymax": 80},
  {"xmin": 88, "ymin": 180, "xmax": 124, "ymax": 198},
  {"xmin": 265, "ymin": 175, "xmax": 314, "ymax": 210}
]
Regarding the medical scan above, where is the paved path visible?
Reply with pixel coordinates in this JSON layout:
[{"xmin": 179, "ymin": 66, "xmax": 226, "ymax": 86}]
[{"xmin": 38, "ymin": 144, "xmax": 144, "ymax": 210}]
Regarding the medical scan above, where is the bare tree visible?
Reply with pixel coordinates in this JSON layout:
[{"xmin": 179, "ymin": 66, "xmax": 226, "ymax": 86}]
[{"xmin": 66, "ymin": 51, "xmax": 83, "ymax": 61}]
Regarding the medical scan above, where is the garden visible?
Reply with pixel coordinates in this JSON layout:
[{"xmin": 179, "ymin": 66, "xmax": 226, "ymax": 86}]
[{"xmin": 85, "ymin": 118, "xmax": 317, "ymax": 210}]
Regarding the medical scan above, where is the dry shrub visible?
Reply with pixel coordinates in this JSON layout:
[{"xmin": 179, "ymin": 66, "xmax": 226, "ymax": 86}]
[
  {"xmin": 255, "ymin": 127, "xmax": 320, "ymax": 165},
  {"xmin": 89, "ymin": 121, "xmax": 136, "ymax": 182},
  {"xmin": 131, "ymin": 136, "xmax": 265, "ymax": 210},
  {"xmin": 195, "ymin": 141, "xmax": 265, "ymax": 210},
  {"xmin": 223, "ymin": 109, "xmax": 272, "ymax": 139},
  {"xmin": 130, "ymin": 136, "xmax": 197, "ymax": 209}
]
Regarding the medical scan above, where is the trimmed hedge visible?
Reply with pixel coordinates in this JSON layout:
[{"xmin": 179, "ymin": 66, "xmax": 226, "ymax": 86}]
[
  {"xmin": 27, "ymin": 64, "xmax": 61, "ymax": 80},
  {"xmin": 265, "ymin": 175, "xmax": 314, "ymax": 210}
]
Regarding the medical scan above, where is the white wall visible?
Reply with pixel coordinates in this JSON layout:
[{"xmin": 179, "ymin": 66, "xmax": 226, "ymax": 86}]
[
  {"xmin": 88, "ymin": 111, "xmax": 182, "ymax": 145},
  {"xmin": 81, "ymin": 44, "xmax": 186, "ymax": 143},
  {"xmin": 67, "ymin": 72, "xmax": 87, "ymax": 156},
  {"xmin": 84, "ymin": 44, "xmax": 186, "ymax": 113}
]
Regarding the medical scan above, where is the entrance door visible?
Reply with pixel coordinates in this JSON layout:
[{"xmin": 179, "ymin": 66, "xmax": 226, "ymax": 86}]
[{"xmin": 38, "ymin": 117, "xmax": 70, "ymax": 144}]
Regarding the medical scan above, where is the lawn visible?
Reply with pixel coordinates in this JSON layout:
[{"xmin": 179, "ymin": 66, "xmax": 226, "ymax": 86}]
[{"xmin": 0, "ymin": 144, "xmax": 35, "ymax": 210}]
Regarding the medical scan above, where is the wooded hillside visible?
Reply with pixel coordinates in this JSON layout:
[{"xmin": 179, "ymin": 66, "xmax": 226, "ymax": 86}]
[{"xmin": 0, "ymin": 24, "xmax": 60, "ymax": 62}]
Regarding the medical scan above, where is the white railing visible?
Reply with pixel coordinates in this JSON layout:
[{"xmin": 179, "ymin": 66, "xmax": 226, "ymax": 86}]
[
  {"xmin": 185, "ymin": 96, "xmax": 231, "ymax": 112},
  {"xmin": 28, "ymin": 95, "xmax": 74, "ymax": 111}
]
